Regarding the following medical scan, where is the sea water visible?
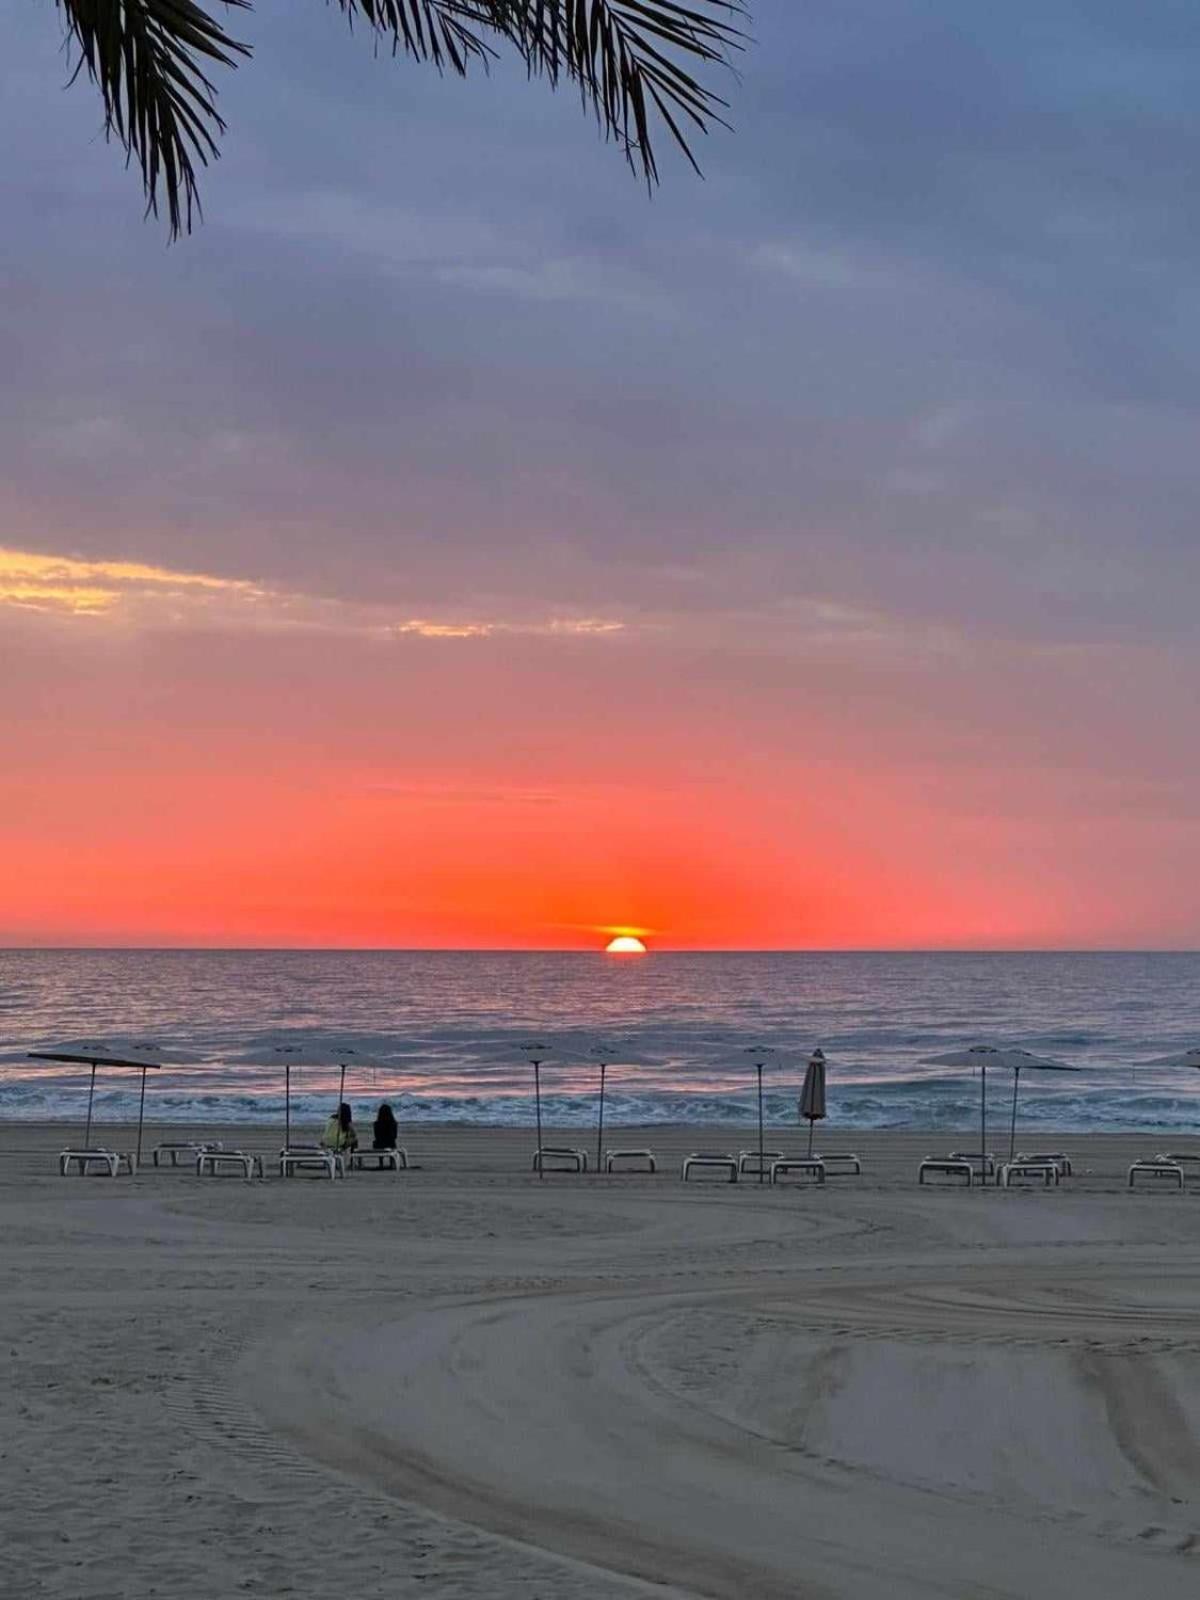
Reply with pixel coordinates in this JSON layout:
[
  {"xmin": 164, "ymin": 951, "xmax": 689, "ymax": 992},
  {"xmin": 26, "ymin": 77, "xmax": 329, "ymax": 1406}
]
[{"xmin": 1, "ymin": 949, "xmax": 1198, "ymax": 1132}]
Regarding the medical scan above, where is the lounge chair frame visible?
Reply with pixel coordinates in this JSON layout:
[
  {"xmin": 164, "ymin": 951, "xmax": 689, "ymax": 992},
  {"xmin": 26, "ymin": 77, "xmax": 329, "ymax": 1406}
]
[
  {"xmin": 197, "ymin": 1150, "xmax": 263, "ymax": 1180},
  {"xmin": 811, "ymin": 1151, "xmax": 862, "ymax": 1175},
  {"xmin": 280, "ymin": 1148, "xmax": 344, "ymax": 1179},
  {"xmin": 769, "ymin": 1158, "xmax": 826, "ymax": 1185},
  {"xmin": 1128, "ymin": 1159, "xmax": 1184, "ymax": 1190},
  {"xmin": 738, "ymin": 1149, "xmax": 784, "ymax": 1176},
  {"xmin": 532, "ymin": 1147, "xmax": 588, "ymax": 1173},
  {"xmin": 947, "ymin": 1151, "xmax": 997, "ymax": 1178},
  {"xmin": 152, "ymin": 1141, "xmax": 222, "ymax": 1167},
  {"xmin": 604, "ymin": 1149, "xmax": 656, "ymax": 1173},
  {"xmin": 350, "ymin": 1148, "xmax": 409, "ymax": 1172},
  {"xmin": 918, "ymin": 1158, "xmax": 973, "ymax": 1186},
  {"xmin": 681, "ymin": 1153, "xmax": 738, "ymax": 1183},
  {"xmin": 999, "ymin": 1160, "xmax": 1059, "ymax": 1187},
  {"xmin": 1016, "ymin": 1151, "xmax": 1072, "ymax": 1177},
  {"xmin": 59, "ymin": 1148, "xmax": 135, "ymax": 1177}
]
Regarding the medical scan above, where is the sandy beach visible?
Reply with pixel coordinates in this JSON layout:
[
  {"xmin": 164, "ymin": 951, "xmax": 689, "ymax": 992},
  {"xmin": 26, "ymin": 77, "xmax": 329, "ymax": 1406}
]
[{"xmin": 4, "ymin": 1122, "xmax": 1200, "ymax": 1599}]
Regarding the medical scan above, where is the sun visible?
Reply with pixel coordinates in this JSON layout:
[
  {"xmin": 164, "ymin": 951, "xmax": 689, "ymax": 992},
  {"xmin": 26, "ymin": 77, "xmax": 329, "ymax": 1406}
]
[{"xmin": 605, "ymin": 935, "xmax": 647, "ymax": 955}]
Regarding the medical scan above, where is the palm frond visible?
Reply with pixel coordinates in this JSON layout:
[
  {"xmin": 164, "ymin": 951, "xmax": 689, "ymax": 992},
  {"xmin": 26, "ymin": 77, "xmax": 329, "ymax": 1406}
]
[
  {"xmin": 55, "ymin": 0, "xmax": 250, "ymax": 238},
  {"xmin": 54, "ymin": 1, "xmax": 743, "ymax": 235},
  {"xmin": 336, "ymin": 1, "xmax": 745, "ymax": 181}
]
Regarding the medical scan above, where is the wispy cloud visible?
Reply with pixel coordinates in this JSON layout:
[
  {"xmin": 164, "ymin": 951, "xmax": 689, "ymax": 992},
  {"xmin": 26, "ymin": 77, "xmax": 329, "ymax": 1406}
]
[
  {"xmin": 0, "ymin": 546, "xmax": 628, "ymax": 643},
  {"xmin": 0, "ymin": 548, "xmax": 261, "ymax": 616}
]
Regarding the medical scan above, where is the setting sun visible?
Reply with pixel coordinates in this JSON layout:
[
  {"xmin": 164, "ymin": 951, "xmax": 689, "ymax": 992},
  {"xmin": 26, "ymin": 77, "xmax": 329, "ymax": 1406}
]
[{"xmin": 605, "ymin": 935, "xmax": 648, "ymax": 955}]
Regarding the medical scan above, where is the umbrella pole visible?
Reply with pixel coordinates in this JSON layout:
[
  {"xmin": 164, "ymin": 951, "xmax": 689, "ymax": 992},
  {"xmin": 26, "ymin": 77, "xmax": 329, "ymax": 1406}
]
[
  {"xmin": 285, "ymin": 1062, "xmax": 291, "ymax": 1149},
  {"xmin": 807, "ymin": 1116, "xmax": 814, "ymax": 1157},
  {"xmin": 339, "ymin": 1063, "xmax": 346, "ymax": 1112},
  {"xmin": 1009, "ymin": 1067, "xmax": 1020, "ymax": 1161},
  {"xmin": 757, "ymin": 1061, "xmax": 765, "ymax": 1185},
  {"xmin": 85, "ymin": 1059, "xmax": 97, "ymax": 1149},
  {"xmin": 136, "ymin": 1064, "xmax": 148, "ymax": 1167},
  {"xmin": 980, "ymin": 1064, "xmax": 987, "ymax": 1186},
  {"xmin": 596, "ymin": 1062, "xmax": 606, "ymax": 1176},
  {"xmin": 535, "ymin": 1060, "xmax": 544, "ymax": 1181}
]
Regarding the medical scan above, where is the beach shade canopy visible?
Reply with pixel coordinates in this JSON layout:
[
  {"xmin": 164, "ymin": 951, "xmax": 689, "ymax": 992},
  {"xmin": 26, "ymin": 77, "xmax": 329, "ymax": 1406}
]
[
  {"xmin": 242, "ymin": 1038, "xmax": 329, "ymax": 1148},
  {"xmin": 1142, "ymin": 1047, "xmax": 1200, "ymax": 1070},
  {"xmin": 523, "ymin": 1041, "xmax": 553, "ymax": 1180},
  {"xmin": 27, "ymin": 1040, "xmax": 163, "ymax": 1162},
  {"xmin": 921, "ymin": 1045, "xmax": 1077, "ymax": 1161},
  {"xmin": 744, "ymin": 1045, "xmax": 776, "ymax": 1184},
  {"xmin": 799, "ymin": 1048, "xmax": 827, "ymax": 1156},
  {"xmin": 589, "ymin": 1042, "xmax": 622, "ymax": 1177}
]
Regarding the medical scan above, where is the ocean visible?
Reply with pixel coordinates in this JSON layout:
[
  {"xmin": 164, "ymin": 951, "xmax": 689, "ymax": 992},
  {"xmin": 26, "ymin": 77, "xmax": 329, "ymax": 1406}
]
[{"xmin": 1, "ymin": 949, "xmax": 1198, "ymax": 1133}]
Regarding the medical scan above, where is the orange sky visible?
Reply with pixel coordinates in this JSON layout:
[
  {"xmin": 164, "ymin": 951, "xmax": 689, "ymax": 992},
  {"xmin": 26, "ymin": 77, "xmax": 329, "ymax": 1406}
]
[{"xmin": 2, "ymin": 546, "xmax": 1197, "ymax": 949}]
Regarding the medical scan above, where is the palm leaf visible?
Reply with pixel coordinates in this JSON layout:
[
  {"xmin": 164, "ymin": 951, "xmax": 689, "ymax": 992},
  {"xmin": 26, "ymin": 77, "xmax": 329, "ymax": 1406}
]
[
  {"xmin": 55, "ymin": 1, "xmax": 251, "ymax": 237},
  {"xmin": 54, "ymin": 1, "xmax": 744, "ymax": 236},
  {"xmin": 335, "ymin": 2, "xmax": 745, "ymax": 180}
]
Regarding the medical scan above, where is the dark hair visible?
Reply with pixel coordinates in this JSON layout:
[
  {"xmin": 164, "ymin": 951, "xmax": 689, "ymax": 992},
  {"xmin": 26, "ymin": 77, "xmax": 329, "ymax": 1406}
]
[{"xmin": 338, "ymin": 1102, "xmax": 353, "ymax": 1131}]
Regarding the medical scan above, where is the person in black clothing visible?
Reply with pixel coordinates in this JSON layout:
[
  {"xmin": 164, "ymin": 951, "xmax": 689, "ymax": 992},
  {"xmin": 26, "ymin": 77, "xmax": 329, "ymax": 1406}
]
[{"xmin": 373, "ymin": 1102, "xmax": 399, "ymax": 1150}]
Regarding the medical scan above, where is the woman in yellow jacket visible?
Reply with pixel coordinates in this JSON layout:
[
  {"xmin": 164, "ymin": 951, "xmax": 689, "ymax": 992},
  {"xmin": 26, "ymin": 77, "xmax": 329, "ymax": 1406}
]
[{"xmin": 321, "ymin": 1102, "xmax": 358, "ymax": 1153}]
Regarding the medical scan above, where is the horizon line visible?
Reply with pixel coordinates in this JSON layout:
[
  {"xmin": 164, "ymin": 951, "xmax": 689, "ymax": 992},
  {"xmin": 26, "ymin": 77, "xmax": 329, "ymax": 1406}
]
[{"xmin": 2, "ymin": 945, "xmax": 1199, "ymax": 957}]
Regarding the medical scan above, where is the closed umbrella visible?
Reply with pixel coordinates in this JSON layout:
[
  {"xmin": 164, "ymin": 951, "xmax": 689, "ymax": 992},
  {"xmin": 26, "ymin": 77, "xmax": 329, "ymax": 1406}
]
[
  {"xmin": 920, "ymin": 1046, "xmax": 1073, "ymax": 1168},
  {"xmin": 799, "ymin": 1048, "xmax": 827, "ymax": 1156}
]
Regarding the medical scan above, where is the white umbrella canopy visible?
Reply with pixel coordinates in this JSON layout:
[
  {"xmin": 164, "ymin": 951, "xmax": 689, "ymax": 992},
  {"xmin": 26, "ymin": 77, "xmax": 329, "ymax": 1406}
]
[
  {"xmin": 920, "ymin": 1045, "xmax": 1078, "ymax": 1162},
  {"xmin": 241, "ymin": 1037, "xmax": 330, "ymax": 1147},
  {"xmin": 1142, "ymin": 1047, "xmax": 1200, "ymax": 1069}
]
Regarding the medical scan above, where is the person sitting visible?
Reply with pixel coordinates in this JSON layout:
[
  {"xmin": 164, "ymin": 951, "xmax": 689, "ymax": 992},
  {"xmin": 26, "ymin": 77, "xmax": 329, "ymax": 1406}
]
[
  {"xmin": 321, "ymin": 1102, "xmax": 358, "ymax": 1154},
  {"xmin": 373, "ymin": 1102, "xmax": 399, "ymax": 1150}
]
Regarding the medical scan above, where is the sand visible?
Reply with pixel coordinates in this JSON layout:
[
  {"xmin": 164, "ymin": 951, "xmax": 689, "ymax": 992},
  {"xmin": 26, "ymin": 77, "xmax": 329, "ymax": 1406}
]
[{"xmin": 3, "ymin": 1122, "xmax": 1200, "ymax": 1599}]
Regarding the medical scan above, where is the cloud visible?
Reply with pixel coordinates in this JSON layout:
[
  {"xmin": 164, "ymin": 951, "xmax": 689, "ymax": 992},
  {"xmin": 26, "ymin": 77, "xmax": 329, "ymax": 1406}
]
[
  {"xmin": 0, "ymin": 545, "xmax": 629, "ymax": 643},
  {"xmin": 0, "ymin": 548, "xmax": 261, "ymax": 616}
]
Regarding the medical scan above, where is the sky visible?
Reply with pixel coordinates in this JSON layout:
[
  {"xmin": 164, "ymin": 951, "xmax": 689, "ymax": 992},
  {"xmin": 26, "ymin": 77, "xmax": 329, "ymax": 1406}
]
[{"xmin": 1, "ymin": 1, "xmax": 1198, "ymax": 950}]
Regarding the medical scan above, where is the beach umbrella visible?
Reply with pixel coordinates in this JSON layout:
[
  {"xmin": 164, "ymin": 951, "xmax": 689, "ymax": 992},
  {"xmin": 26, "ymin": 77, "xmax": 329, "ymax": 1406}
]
[
  {"xmin": 745, "ymin": 1046, "xmax": 776, "ymax": 1184},
  {"xmin": 523, "ymin": 1042, "xmax": 551, "ymax": 1180},
  {"xmin": 921, "ymin": 1045, "xmax": 1073, "ymax": 1167},
  {"xmin": 1000, "ymin": 1059, "xmax": 1080, "ymax": 1159},
  {"xmin": 242, "ymin": 1038, "xmax": 327, "ymax": 1148},
  {"xmin": 1142, "ymin": 1047, "xmax": 1200, "ymax": 1069},
  {"xmin": 800, "ymin": 1048, "xmax": 827, "ymax": 1156},
  {"xmin": 28, "ymin": 1041, "xmax": 162, "ymax": 1163},
  {"xmin": 590, "ymin": 1043, "xmax": 619, "ymax": 1176}
]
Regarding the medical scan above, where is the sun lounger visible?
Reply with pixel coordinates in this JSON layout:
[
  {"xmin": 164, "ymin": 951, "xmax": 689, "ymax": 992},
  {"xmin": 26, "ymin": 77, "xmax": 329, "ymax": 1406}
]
[
  {"xmin": 1128, "ymin": 1158, "xmax": 1184, "ymax": 1190},
  {"xmin": 350, "ymin": 1148, "xmax": 408, "ymax": 1171},
  {"xmin": 605, "ymin": 1149, "xmax": 656, "ymax": 1173},
  {"xmin": 1016, "ymin": 1150, "xmax": 1072, "ymax": 1177},
  {"xmin": 738, "ymin": 1149, "xmax": 784, "ymax": 1176},
  {"xmin": 999, "ymin": 1160, "xmax": 1059, "ymax": 1187},
  {"xmin": 532, "ymin": 1147, "xmax": 588, "ymax": 1173},
  {"xmin": 769, "ymin": 1157, "xmax": 826, "ymax": 1185},
  {"xmin": 681, "ymin": 1152, "xmax": 738, "ymax": 1182},
  {"xmin": 59, "ymin": 1148, "xmax": 135, "ymax": 1177},
  {"xmin": 280, "ymin": 1147, "xmax": 344, "ymax": 1179},
  {"xmin": 918, "ymin": 1157, "xmax": 973, "ymax": 1186},
  {"xmin": 947, "ymin": 1150, "xmax": 997, "ymax": 1178},
  {"xmin": 811, "ymin": 1151, "xmax": 862, "ymax": 1175},
  {"xmin": 196, "ymin": 1150, "xmax": 263, "ymax": 1180},
  {"xmin": 152, "ymin": 1140, "xmax": 222, "ymax": 1168}
]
